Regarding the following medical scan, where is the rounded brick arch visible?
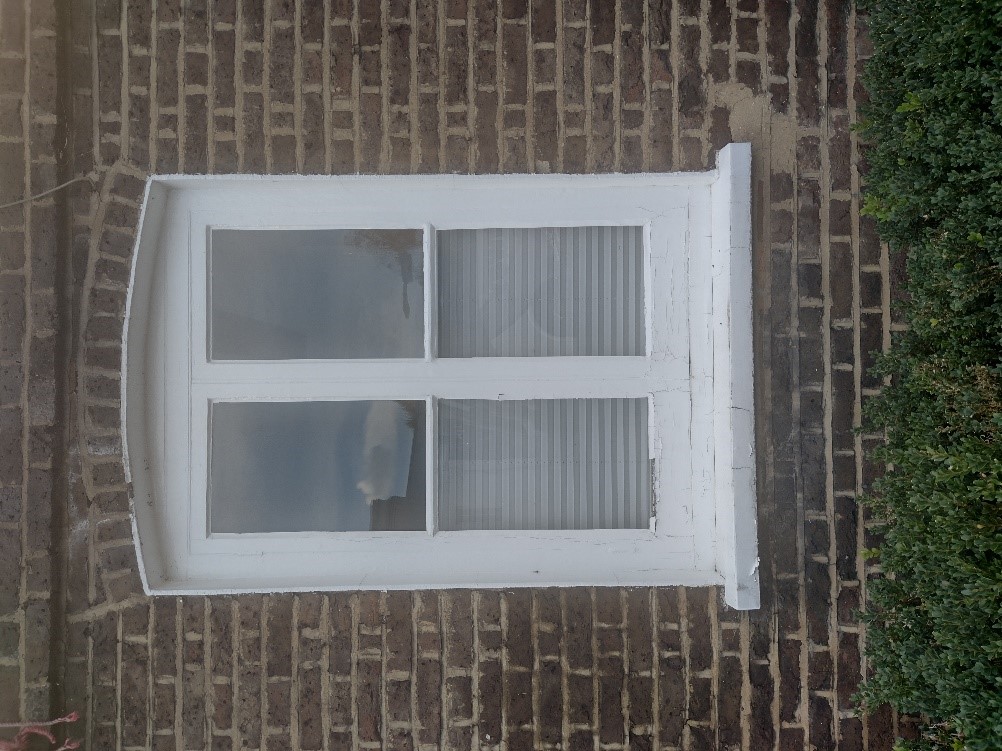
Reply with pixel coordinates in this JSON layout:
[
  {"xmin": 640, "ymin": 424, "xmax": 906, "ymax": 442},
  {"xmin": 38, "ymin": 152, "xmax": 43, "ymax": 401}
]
[{"xmin": 74, "ymin": 160, "xmax": 152, "ymax": 607}]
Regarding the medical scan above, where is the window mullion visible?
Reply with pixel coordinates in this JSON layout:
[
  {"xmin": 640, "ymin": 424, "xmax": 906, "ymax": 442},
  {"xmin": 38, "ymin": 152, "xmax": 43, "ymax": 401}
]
[
  {"xmin": 424, "ymin": 223, "xmax": 436, "ymax": 361},
  {"xmin": 426, "ymin": 396, "xmax": 437, "ymax": 535},
  {"xmin": 424, "ymin": 223, "xmax": 437, "ymax": 533}
]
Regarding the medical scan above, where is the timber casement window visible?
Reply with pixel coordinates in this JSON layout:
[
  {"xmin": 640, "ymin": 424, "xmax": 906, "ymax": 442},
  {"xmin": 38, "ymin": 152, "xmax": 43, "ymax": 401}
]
[{"xmin": 124, "ymin": 143, "xmax": 759, "ymax": 608}]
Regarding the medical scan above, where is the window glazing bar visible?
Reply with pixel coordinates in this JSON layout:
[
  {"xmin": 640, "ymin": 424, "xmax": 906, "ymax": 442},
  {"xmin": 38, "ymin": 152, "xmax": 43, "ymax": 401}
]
[
  {"xmin": 423, "ymin": 224, "xmax": 436, "ymax": 361},
  {"xmin": 426, "ymin": 396, "xmax": 437, "ymax": 535}
]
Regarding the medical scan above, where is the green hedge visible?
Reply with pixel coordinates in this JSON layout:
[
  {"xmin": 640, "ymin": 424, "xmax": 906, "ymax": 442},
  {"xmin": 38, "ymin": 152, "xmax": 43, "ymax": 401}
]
[{"xmin": 857, "ymin": 1, "xmax": 1002, "ymax": 750}]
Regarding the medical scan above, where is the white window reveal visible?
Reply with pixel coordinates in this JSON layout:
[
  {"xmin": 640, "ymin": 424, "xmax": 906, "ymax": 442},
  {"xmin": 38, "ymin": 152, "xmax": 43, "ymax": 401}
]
[{"xmin": 122, "ymin": 143, "xmax": 759, "ymax": 608}]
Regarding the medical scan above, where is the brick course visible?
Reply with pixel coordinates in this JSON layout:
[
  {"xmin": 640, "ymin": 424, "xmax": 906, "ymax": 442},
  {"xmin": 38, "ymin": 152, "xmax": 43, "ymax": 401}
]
[{"xmin": 0, "ymin": 0, "xmax": 921, "ymax": 748}]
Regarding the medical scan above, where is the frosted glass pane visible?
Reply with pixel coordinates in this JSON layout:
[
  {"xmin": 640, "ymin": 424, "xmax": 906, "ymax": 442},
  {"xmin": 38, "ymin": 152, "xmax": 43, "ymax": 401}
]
[
  {"xmin": 437, "ymin": 227, "xmax": 644, "ymax": 357},
  {"xmin": 210, "ymin": 229, "xmax": 423, "ymax": 360},
  {"xmin": 210, "ymin": 401, "xmax": 426, "ymax": 533},
  {"xmin": 437, "ymin": 399, "xmax": 650, "ymax": 530}
]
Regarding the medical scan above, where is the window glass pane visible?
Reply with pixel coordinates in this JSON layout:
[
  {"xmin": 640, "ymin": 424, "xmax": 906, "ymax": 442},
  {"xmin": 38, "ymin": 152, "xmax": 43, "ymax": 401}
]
[
  {"xmin": 437, "ymin": 398, "xmax": 650, "ymax": 530},
  {"xmin": 210, "ymin": 401, "xmax": 426, "ymax": 533},
  {"xmin": 210, "ymin": 229, "xmax": 424, "ymax": 360},
  {"xmin": 437, "ymin": 227, "xmax": 645, "ymax": 357}
]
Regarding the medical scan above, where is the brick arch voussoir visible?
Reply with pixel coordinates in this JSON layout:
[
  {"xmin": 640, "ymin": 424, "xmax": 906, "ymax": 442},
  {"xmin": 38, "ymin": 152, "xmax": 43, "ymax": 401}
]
[{"xmin": 75, "ymin": 159, "xmax": 153, "ymax": 605}]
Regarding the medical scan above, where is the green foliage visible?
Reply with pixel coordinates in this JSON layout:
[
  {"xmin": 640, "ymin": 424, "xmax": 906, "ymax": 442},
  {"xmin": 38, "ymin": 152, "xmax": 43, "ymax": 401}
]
[{"xmin": 856, "ymin": 1, "xmax": 1002, "ymax": 750}]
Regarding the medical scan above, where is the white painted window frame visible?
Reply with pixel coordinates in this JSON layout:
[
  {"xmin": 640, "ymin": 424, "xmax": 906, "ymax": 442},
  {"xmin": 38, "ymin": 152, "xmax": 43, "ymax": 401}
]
[{"xmin": 123, "ymin": 143, "xmax": 759, "ymax": 608}]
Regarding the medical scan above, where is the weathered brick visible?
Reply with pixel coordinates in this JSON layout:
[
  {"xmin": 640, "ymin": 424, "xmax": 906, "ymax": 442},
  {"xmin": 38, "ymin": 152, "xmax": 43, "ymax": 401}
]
[
  {"xmin": 797, "ymin": 178, "xmax": 822, "ymax": 259},
  {"xmin": 774, "ymin": 473, "xmax": 801, "ymax": 574},
  {"xmin": 805, "ymin": 559, "xmax": 832, "ymax": 646},
  {"xmin": 0, "ymin": 486, "xmax": 20, "ymax": 527},
  {"xmin": 0, "ymin": 620, "xmax": 18, "ymax": 661},
  {"xmin": 678, "ymin": 26, "xmax": 705, "ymax": 130},
  {"xmin": 686, "ymin": 589, "xmax": 712, "ymax": 672},
  {"xmin": 831, "ymin": 326, "xmax": 853, "ymax": 366},
  {"xmin": 709, "ymin": 106, "xmax": 731, "ymax": 151},
  {"xmin": 90, "ymin": 459, "xmax": 125, "ymax": 488},
  {"xmin": 860, "ymin": 313, "xmax": 884, "ymax": 389},
  {"xmin": 810, "ymin": 693, "xmax": 836, "ymax": 751},
  {"xmin": 263, "ymin": 595, "xmax": 293, "ymax": 678},
  {"xmin": 838, "ymin": 629, "xmax": 863, "ymax": 710},
  {"xmin": 867, "ymin": 702, "xmax": 896, "ymax": 750},
  {"xmin": 356, "ymin": 658, "xmax": 382, "ymax": 743},
  {"xmin": 0, "ymin": 528, "xmax": 21, "ymax": 615},
  {"xmin": 0, "ymin": 276, "xmax": 25, "ymax": 361},
  {"xmin": 795, "ymin": 0, "xmax": 821, "ymax": 125},
  {"xmin": 122, "ymin": 641, "xmax": 150, "ymax": 747},
  {"xmin": 384, "ymin": 590, "xmax": 412, "ymax": 673},
  {"xmin": 736, "ymin": 16, "xmax": 759, "ymax": 53},
  {"xmin": 778, "ymin": 638, "xmax": 801, "ymax": 722},
  {"xmin": 749, "ymin": 660, "xmax": 776, "ymax": 747},
  {"xmin": 0, "ymin": 230, "xmax": 25, "ymax": 271},
  {"xmin": 0, "ymin": 407, "xmax": 22, "ymax": 485},
  {"xmin": 737, "ymin": 58, "xmax": 762, "ymax": 92},
  {"xmin": 0, "ymin": 2, "xmax": 898, "ymax": 746},
  {"xmin": 832, "ymin": 368, "xmax": 856, "ymax": 450},
  {"xmin": 799, "ymin": 261, "xmax": 822, "ymax": 300},
  {"xmin": 835, "ymin": 496, "xmax": 859, "ymax": 580},
  {"xmin": 809, "ymin": 647, "xmax": 834, "ymax": 691},
  {"xmin": 718, "ymin": 653, "xmax": 743, "ymax": 746},
  {"xmin": 598, "ymin": 656, "xmax": 625, "ymax": 743},
  {"xmin": 801, "ymin": 421, "xmax": 827, "ymax": 509}
]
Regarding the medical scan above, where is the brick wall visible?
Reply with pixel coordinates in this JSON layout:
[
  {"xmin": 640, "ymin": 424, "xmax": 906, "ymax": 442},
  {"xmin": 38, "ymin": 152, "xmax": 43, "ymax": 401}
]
[
  {"xmin": 0, "ymin": 0, "xmax": 61, "ymax": 727},
  {"xmin": 0, "ymin": 0, "xmax": 920, "ymax": 749}
]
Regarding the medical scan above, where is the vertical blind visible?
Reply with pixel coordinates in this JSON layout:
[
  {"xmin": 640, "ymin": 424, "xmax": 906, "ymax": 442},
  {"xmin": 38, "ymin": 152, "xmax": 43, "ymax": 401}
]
[
  {"xmin": 438, "ymin": 398, "xmax": 651, "ymax": 530},
  {"xmin": 437, "ymin": 226, "xmax": 646, "ymax": 357},
  {"xmin": 436, "ymin": 227, "xmax": 650, "ymax": 531}
]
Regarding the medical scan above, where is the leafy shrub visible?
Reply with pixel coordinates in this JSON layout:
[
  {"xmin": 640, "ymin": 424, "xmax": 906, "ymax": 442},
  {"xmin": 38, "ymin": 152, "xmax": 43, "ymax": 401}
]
[{"xmin": 856, "ymin": 1, "xmax": 1002, "ymax": 750}]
